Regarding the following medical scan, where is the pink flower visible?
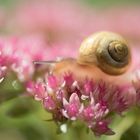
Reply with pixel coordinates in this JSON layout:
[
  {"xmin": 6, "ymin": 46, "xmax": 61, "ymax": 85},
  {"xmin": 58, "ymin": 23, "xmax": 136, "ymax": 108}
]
[
  {"xmin": 43, "ymin": 96, "xmax": 57, "ymax": 111},
  {"xmin": 91, "ymin": 120, "xmax": 115, "ymax": 136},
  {"xmin": 63, "ymin": 73, "xmax": 74, "ymax": 87},
  {"xmin": 47, "ymin": 75, "xmax": 58, "ymax": 89},
  {"xmin": 0, "ymin": 35, "xmax": 48, "ymax": 82},
  {"xmin": 34, "ymin": 82, "xmax": 47, "ymax": 101},
  {"xmin": 29, "ymin": 72, "xmax": 136, "ymax": 135},
  {"xmin": 82, "ymin": 79, "xmax": 94, "ymax": 97},
  {"xmin": 62, "ymin": 93, "xmax": 83, "ymax": 120},
  {"xmin": 82, "ymin": 105, "xmax": 94, "ymax": 122}
]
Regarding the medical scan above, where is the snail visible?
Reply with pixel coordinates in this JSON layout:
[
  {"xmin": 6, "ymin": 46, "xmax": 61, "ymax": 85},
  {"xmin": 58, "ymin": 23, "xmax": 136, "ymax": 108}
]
[
  {"xmin": 34, "ymin": 31, "xmax": 131, "ymax": 79},
  {"xmin": 77, "ymin": 31, "xmax": 131, "ymax": 75}
]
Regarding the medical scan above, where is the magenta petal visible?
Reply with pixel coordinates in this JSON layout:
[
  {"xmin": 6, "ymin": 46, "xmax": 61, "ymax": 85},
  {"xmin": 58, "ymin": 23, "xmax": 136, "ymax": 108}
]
[
  {"xmin": 47, "ymin": 75, "xmax": 58, "ymax": 89},
  {"xmin": 92, "ymin": 121, "xmax": 115, "ymax": 136},
  {"xmin": 34, "ymin": 83, "xmax": 46, "ymax": 100},
  {"xmin": 83, "ymin": 80, "xmax": 94, "ymax": 96},
  {"xmin": 83, "ymin": 106, "xmax": 94, "ymax": 121},
  {"xmin": 63, "ymin": 73, "xmax": 74, "ymax": 86},
  {"xmin": 43, "ymin": 96, "xmax": 56, "ymax": 111},
  {"xmin": 63, "ymin": 93, "xmax": 81, "ymax": 119},
  {"xmin": 69, "ymin": 93, "xmax": 80, "ymax": 104}
]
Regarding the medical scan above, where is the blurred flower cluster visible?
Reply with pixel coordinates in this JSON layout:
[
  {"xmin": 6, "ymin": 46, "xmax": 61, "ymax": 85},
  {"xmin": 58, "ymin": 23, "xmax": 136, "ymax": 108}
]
[
  {"xmin": 0, "ymin": 0, "xmax": 140, "ymax": 137},
  {"xmin": 0, "ymin": 36, "xmax": 47, "ymax": 81}
]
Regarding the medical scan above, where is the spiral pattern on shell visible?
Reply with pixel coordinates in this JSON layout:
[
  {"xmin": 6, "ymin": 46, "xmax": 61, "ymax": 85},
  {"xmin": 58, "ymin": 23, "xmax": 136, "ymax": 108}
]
[
  {"xmin": 78, "ymin": 31, "xmax": 131, "ymax": 75},
  {"xmin": 108, "ymin": 41, "xmax": 128, "ymax": 62}
]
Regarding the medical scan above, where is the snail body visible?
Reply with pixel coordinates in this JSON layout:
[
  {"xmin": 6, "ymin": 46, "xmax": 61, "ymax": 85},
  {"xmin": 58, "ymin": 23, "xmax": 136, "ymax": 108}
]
[
  {"xmin": 52, "ymin": 57, "xmax": 131, "ymax": 85},
  {"xmin": 35, "ymin": 31, "xmax": 131, "ymax": 81}
]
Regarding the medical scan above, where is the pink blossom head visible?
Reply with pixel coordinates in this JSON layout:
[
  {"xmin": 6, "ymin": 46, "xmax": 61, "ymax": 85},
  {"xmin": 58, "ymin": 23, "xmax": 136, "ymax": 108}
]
[
  {"xmin": 29, "ymin": 70, "xmax": 136, "ymax": 135},
  {"xmin": 0, "ymin": 35, "xmax": 49, "ymax": 82}
]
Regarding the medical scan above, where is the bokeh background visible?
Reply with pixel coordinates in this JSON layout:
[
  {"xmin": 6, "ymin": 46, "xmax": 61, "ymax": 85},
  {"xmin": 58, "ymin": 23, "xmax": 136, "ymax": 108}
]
[{"xmin": 0, "ymin": 0, "xmax": 140, "ymax": 140}]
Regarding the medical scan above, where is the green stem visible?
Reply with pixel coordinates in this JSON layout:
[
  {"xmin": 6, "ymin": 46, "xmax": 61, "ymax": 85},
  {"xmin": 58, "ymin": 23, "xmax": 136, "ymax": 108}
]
[{"xmin": 107, "ymin": 115, "xmax": 136, "ymax": 140}]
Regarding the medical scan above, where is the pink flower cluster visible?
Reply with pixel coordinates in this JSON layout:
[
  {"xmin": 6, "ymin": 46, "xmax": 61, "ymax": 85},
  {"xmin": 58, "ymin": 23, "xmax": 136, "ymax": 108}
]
[
  {"xmin": 0, "ymin": 35, "xmax": 48, "ymax": 82},
  {"xmin": 9, "ymin": 0, "xmax": 140, "ymax": 45},
  {"xmin": 27, "ymin": 73, "xmax": 136, "ymax": 136},
  {"xmin": 0, "ymin": 34, "xmax": 77, "ymax": 83}
]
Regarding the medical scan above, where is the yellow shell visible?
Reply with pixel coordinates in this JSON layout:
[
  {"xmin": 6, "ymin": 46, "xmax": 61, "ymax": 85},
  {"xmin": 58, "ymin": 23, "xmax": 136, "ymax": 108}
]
[{"xmin": 77, "ymin": 31, "xmax": 131, "ymax": 75}]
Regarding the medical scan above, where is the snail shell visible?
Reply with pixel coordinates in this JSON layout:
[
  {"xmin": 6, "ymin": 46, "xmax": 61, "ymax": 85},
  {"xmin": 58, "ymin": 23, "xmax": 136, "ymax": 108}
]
[{"xmin": 77, "ymin": 31, "xmax": 131, "ymax": 75}]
